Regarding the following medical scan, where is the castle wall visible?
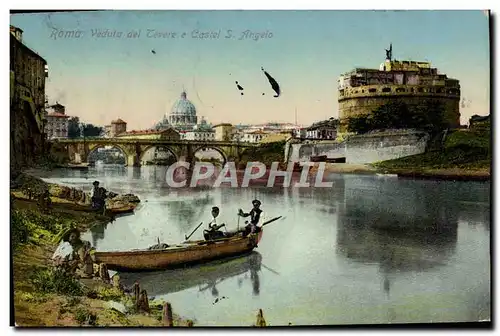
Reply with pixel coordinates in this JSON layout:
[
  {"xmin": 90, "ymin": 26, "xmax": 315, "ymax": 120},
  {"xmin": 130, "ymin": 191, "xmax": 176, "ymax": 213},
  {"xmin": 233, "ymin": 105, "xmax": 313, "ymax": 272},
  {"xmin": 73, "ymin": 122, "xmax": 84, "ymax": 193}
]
[
  {"xmin": 338, "ymin": 87, "xmax": 460, "ymax": 130},
  {"xmin": 345, "ymin": 130, "xmax": 429, "ymax": 164},
  {"xmin": 286, "ymin": 130, "xmax": 429, "ymax": 164}
]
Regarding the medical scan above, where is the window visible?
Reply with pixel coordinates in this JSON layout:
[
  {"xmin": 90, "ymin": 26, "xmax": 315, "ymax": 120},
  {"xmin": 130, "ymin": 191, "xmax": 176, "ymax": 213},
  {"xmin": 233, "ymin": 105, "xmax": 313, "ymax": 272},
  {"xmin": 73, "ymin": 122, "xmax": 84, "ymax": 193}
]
[
  {"xmin": 369, "ymin": 88, "xmax": 376, "ymax": 93},
  {"xmin": 396, "ymin": 88, "xmax": 405, "ymax": 93},
  {"xmin": 437, "ymin": 88, "xmax": 444, "ymax": 93},
  {"xmin": 382, "ymin": 87, "xmax": 391, "ymax": 93},
  {"xmin": 418, "ymin": 88, "xmax": 424, "ymax": 93}
]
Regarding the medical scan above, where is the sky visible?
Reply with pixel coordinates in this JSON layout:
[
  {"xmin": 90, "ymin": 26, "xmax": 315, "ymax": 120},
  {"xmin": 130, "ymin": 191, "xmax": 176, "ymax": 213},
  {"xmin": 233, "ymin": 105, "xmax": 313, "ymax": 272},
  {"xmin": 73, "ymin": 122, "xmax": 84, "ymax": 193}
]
[{"xmin": 10, "ymin": 10, "xmax": 490, "ymax": 130}]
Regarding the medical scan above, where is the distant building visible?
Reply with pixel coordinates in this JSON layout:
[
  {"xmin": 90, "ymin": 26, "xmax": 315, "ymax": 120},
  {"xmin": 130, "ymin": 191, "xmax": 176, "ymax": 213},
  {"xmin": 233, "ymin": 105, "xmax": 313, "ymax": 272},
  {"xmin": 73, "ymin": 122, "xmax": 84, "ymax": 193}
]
[
  {"xmin": 180, "ymin": 130, "xmax": 215, "ymax": 141},
  {"xmin": 241, "ymin": 122, "xmax": 301, "ymax": 133},
  {"xmin": 261, "ymin": 131, "xmax": 293, "ymax": 143},
  {"xmin": 338, "ymin": 44, "xmax": 461, "ymax": 131},
  {"xmin": 179, "ymin": 116, "xmax": 215, "ymax": 141},
  {"xmin": 241, "ymin": 130, "xmax": 268, "ymax": 143},
  {"xmin": 305, "ymin": 118, "xmax": 339, "ymax": 140},
  {"xmin": 469, "ymin": 114, "xmax": 490, "ymax": 130},
  {"xmin": 213, "ymin": 123, "xmax": 234, "ymax": 141},
  {"xmin": 103, "ymin": 125, "xmax": 112, "ymax": 138},
  {"xmin": 45, "ymin": 102, "xmax": 70, "ymax": 139},
  {"xmin": 293, "ymin": 128, "xmax": 307, "ymax": 139},
  {"xmin": 116, "ymin": 128, "xmax": 180, "ymax": 140},
  {"xmin": 110, "ymin": 118, "xmax": 127, "ymax": 137}
]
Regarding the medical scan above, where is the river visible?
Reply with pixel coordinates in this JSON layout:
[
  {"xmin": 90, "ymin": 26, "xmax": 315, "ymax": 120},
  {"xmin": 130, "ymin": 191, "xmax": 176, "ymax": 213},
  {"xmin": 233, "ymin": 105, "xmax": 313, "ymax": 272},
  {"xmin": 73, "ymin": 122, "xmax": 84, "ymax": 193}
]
[{"xmin": 30, "ymin": 164, "xmax": 491, "ymax": 326}]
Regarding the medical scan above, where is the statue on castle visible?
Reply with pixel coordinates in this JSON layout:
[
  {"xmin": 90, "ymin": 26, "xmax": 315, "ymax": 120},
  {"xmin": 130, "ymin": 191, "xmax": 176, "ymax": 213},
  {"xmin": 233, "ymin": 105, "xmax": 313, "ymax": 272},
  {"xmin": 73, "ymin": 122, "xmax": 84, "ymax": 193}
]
[{"xmin": 385, "ymin": 43, "xmax": 393, "ymax": 61}]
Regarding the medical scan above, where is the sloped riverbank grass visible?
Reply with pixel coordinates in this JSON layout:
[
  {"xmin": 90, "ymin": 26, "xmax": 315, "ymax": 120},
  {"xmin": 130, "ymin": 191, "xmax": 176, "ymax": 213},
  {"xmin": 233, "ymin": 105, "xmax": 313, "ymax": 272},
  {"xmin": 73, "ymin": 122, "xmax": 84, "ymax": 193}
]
[{"xmin": 373, "ymin": 129, "xmax": 490, "ymax": 178}]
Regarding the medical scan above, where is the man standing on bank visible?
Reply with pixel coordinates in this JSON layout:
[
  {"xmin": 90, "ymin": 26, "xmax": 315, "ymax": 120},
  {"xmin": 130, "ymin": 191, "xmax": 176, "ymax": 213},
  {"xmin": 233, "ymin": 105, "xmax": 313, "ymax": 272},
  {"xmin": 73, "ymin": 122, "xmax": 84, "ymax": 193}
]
[{"xmin": 238, "ymin": 199, "xmax": 263, "ymax": 237}]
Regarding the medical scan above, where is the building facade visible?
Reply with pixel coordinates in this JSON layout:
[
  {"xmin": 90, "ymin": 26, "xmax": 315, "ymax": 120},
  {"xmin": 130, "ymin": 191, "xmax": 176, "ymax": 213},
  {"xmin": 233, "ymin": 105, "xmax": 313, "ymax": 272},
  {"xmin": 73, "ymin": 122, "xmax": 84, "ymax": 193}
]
[
  {"xmin": 10, "ymin": 25, "xmax": 49, "ymax": 135},
  {"xmin": 110, "ymin": 118, "xmax": 127, "ymax": 137},
  {"xmin": 180, "ymin": 130, "xmax": 215, "ymax": 141},
  {"xmin": 116, "ymin": 128, "xmax": 180, "ymax": 140},
  {"xmin": 305, "ymin": 118, "xmax": 339, "ymax": 140},
  {"xmin": 240, "ymin": 130, "xmax": 267, "ymax": 143},
  {"xmin": 213, "ymin": 123, "xmax": 234, "ymax": 141},
  {"xmin": 338, "ymin": 46, "xmax": 461, "ymax": 130},
  {"xmin": 44, "ymin": 103, "xmax": 70, "ymax": 139}
]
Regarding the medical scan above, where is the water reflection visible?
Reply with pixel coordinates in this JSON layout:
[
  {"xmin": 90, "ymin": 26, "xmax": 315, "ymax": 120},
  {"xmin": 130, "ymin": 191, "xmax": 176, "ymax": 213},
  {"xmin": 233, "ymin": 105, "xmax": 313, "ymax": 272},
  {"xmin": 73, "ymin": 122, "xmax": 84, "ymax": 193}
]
[
  {"xmin": 337, "ymin": 176, "xmax": 460, "ymax": 299},
  {"xmin": 119, "ymin": 252, "xmax": 262, "ymax": 297},
  {"xmin": 162, "ymin": 193, "xmax": 214, "ymax": 233}
]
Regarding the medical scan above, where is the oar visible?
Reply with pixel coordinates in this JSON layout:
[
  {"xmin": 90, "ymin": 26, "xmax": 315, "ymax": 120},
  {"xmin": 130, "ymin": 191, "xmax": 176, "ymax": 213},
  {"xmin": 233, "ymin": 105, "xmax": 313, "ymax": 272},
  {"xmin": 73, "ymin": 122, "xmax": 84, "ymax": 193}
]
[
  {"xmin": 185, "ymin": 222, "xmax": 203, "ymax": 241},
  {"xmin": 261, "ymin": 263, "xmax": 280, "ymax": 276},
  {"xmin": 261, "ymin": 216, "xmax": 283, "ymax": 227}
]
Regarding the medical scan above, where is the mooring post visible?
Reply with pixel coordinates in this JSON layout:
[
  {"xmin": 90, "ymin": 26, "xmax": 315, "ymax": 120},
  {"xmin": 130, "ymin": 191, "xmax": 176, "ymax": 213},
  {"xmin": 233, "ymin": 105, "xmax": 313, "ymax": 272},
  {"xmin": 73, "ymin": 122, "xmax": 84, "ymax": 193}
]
[
  {"xmin": 162, "ymin": 302, "xmax": 174, "ymax": 327},
  {"xmin": 255, "ymin": 309, "xmax": 266, "ymax": 327},
  {"xmin": 136, "ymin": 289, "xmax": 150, "ymax": 313},
  {"xmin": 133, "ymin": 281, "xmax": 140, "ymax": 304}
]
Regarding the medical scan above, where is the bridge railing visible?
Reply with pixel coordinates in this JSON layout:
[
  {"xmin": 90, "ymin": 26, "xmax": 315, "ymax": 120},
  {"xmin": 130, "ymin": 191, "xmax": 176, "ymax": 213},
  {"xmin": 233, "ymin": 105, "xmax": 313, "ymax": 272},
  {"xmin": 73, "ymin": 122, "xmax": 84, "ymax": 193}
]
[{"xmin": 51, "ymin": 138, "xmax": 258, "ymax": 146}]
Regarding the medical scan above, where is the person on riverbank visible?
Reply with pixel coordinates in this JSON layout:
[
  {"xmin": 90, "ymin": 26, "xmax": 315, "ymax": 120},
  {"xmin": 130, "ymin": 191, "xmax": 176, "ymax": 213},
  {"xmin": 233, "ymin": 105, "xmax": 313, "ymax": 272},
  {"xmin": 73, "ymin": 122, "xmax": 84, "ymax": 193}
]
[
  {"xmin": 238, "ymin": 200, "xmax": 263, "ymax": 237},
  {"xmin": 204, "ymin": 206, "xmax": 226, "ymax": 240},
  {"xmin": 60, "ymin": 228, "xmax": 96, "ymax": 279}
]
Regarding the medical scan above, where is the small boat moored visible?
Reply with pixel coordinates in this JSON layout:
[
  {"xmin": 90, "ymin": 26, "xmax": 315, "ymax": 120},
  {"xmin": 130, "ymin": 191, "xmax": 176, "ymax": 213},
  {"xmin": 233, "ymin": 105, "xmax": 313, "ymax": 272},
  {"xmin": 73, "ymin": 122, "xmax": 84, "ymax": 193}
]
[{"xmin": 94, "ymin": 230, "xmax": 264, "ymax": 271}]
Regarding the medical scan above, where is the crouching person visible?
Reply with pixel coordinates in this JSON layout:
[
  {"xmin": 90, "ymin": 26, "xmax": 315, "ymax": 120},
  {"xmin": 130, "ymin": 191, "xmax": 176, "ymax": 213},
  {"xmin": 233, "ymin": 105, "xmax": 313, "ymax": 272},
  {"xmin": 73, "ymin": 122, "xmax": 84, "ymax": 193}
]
[{"xmin": 58, "ymin": 228, "xmax": 96, "ymax": 279}]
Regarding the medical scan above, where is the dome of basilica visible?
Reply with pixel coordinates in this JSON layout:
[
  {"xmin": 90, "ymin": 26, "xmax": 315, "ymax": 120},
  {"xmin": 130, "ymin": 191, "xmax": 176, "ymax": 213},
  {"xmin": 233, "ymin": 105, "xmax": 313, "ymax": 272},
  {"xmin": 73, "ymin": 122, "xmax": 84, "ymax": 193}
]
[{"xmin": 167, "ymin": 91, "xmax": 198, "ymax": 129}]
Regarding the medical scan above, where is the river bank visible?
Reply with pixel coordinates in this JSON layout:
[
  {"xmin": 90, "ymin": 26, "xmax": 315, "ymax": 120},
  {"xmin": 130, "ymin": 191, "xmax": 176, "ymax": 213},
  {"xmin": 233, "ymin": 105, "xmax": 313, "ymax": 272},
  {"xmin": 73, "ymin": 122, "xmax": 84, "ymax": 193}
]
[
  {"xmin": 11, "ymin": 174, "xmax": 194, "ymax": 327},
  {"xmin": 313, "ymin": 163, "xmax": 490, "ymax": 182}
]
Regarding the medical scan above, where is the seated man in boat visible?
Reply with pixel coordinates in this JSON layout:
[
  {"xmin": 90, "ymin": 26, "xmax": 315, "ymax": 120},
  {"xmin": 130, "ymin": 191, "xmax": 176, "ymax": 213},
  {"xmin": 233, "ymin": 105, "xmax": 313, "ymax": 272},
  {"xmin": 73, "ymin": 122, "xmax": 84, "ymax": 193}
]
[
  {"xmin": 238, "ymin": 199, "xmax": 263, "ymax": 237},
  {"xmin": 204, "ymin": 206, "xmax": 226, "ymax": 241},
  {"xmin": 57, "ymin": 228, "xmax": 96, "ymax": 279}
]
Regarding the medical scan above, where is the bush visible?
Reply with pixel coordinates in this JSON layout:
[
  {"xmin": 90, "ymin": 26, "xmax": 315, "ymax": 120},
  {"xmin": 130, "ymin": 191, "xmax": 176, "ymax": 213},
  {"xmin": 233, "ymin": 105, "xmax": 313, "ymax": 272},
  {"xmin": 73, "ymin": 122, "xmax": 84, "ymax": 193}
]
[
  {"xmin": 30, "ymin": 268, "xmax": 84, "ymax": 296},
  {"xmin": 74, "ymin": 308, "xmax": 97, "ymax": 326},
  {"xmin": 11, "ymin": 210, "xmax": 32, "ymax": 249}
]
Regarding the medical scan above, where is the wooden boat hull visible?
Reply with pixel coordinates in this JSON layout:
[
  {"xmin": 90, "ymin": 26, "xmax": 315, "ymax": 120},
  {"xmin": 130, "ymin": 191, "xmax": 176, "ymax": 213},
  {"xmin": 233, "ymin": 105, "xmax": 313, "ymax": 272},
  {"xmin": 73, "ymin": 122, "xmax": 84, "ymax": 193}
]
[
  {"xmin": 107, "ymin": 204, "xmax": 136, "ymax": 215},
  {"xmin": 94, "ymin": 230, "xmax": 263, "ymax": 271}
]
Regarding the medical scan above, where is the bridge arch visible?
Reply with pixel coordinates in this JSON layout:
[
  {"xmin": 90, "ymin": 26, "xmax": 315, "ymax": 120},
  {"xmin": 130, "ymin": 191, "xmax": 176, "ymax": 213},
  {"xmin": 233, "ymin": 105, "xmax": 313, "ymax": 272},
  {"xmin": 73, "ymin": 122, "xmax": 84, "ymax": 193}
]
[
  {"xmin": 139, "ymin": 145, "xmax": 178, "ymax": 164},
  {"xmin": 87, "ymin": 144, "xmax": 128, "ymax": 164},
  {"xmin": 192, "ymin": 145, "xmax": 228, "ymax": 166}
]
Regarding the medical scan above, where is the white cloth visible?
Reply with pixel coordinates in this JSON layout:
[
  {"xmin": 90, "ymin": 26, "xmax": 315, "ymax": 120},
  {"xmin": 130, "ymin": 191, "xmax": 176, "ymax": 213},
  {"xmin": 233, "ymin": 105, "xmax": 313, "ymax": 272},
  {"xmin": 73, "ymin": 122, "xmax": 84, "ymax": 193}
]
[
  {"xmin": 52, "ymin": 241, "xmax": 73, "ymax": 260},
  {"xmin": 208, "ymin": 217, "xmax": 217, "ymax": 228}
]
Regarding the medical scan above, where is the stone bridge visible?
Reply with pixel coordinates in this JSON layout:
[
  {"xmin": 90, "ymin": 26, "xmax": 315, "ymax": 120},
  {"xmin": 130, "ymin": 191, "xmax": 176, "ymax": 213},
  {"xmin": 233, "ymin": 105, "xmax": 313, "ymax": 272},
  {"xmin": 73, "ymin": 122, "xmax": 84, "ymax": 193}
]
[{"xmin": 51, "ymin": 138, "xmax": 258, "ymax": 167}]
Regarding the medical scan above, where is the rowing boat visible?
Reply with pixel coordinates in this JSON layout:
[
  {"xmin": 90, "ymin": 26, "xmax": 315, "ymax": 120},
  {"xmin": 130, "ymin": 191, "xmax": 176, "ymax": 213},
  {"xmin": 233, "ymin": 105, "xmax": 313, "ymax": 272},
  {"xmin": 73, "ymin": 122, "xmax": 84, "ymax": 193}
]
[{"xmin": 94, "ymin": 230, "xmax": 264, "ymax": 271}]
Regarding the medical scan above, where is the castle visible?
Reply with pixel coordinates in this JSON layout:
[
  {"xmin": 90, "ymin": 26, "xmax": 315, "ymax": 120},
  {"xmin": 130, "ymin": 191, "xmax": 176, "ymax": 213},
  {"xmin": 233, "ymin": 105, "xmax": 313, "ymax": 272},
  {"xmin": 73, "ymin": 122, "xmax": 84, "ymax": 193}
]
[{"xmin": 338, "ymin": 45, "xmax": 461, "ymax": 130}]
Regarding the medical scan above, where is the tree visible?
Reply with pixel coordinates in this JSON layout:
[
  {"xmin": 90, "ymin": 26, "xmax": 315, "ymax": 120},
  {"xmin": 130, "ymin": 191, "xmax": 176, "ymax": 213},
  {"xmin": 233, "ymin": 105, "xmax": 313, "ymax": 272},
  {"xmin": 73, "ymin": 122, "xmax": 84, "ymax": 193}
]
[
  {"xmin": 346, "ymin": 100, "xmax": 447, "ymax": 135},
  {"xmin": 67, "ymin": 117, "xmax": 81, "ymax": 138},
  {"xmin": 82, "ymin": 124, "xmax": 104, "ymax": 137}
]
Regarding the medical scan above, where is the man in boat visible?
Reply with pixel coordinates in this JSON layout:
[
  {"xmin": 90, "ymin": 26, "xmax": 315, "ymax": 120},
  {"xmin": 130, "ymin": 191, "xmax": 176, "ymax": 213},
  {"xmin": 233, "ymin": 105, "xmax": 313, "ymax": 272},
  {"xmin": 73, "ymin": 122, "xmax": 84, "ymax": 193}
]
[
  {"xmin": 204, "ymin": 206, "xmax": 226, "ymax": 240},
  {"xmin": 238, "ymin": 199, "xmax": 263, "ymax": 237},
  {"xmin": 57, "ymin": 228, "xmax": 96, "ymax": 279},
  {"xmin": 91, "ymin": 181, "xmax": 107, "ymax": 211}
]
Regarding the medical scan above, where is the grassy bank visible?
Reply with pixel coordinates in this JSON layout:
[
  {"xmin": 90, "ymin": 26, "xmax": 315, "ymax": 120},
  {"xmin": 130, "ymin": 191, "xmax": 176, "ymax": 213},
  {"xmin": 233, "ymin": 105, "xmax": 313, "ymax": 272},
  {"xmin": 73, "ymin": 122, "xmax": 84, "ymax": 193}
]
[
  {"xmin": 11, "ymin": 175, "xmax": 193, "ymax": 327},
  {"xmin": 373, "ymin": 129, "xmax": 491, "ymax": 180}
]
